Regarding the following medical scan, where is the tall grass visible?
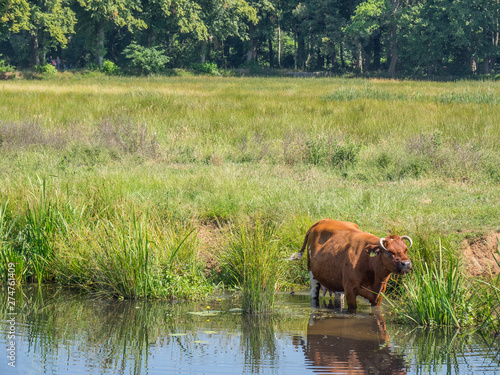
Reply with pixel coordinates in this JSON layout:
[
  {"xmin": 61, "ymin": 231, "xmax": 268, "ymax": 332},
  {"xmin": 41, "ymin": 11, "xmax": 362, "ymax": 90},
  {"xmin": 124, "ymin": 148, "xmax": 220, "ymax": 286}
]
[
  {"xmin": 1, "ymin": 77, "xmax": 499, "ymax": 314},
  {"xmin": 388, "ymin": 240, "xmax": 500, "ymax": 330},
  {"xmin": 52, "ymin": 212, "xmax": 212, "ymax": 299},
  {"xmin": 217, "ymin": 219, "xmax": 286, "ymax": 313}
]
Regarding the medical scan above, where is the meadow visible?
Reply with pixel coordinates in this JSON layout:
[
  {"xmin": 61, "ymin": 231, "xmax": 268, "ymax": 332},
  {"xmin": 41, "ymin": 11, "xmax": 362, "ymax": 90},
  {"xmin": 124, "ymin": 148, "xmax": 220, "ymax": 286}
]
[{"xmin": 1, "ymin": 75, "xmax": 499, "ymax": 323}]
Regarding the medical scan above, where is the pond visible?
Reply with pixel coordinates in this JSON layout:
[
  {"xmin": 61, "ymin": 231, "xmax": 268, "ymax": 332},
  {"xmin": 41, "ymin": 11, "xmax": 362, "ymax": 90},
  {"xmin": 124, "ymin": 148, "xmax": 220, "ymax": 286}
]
[{"xmin": 1, "ymin": 286, "xmax": 499, "ymax": 374}]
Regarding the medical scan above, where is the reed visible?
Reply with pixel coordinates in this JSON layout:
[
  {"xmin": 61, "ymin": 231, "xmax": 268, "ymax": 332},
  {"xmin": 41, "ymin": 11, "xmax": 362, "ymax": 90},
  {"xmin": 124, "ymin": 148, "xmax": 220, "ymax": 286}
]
[
  {"xmin": 387, "ymin": 240, "xmax": 498, "ymax": 328},
  {"xmin": 217, "ymin": 218, "xmax": 286, "ymax": 313},
  {"xmin": 52, "ymin": 212, "xmax": 212, "ymax": 299}
]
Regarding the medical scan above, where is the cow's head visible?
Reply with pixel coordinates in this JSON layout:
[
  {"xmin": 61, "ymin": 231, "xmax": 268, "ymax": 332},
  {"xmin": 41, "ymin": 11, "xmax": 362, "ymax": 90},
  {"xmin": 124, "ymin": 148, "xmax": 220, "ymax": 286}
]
[{"xmin": 366, "ymin": 235, "xmax": 413, "ymax": 274}]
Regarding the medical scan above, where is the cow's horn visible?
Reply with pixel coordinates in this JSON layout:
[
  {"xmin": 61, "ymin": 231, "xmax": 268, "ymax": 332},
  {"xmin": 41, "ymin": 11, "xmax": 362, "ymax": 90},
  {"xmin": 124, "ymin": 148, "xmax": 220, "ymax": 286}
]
[
  {"xmin": 401, "ymin": 236, "xmax": 413, "ymax": 248},
  {"xmin": 379, "ymin": 237, "xmax": 387, "ymax": 251}
]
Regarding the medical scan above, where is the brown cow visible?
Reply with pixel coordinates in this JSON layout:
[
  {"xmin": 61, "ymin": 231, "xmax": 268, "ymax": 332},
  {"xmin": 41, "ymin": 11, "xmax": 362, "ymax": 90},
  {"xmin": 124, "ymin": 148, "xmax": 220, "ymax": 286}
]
[{"xmin": 291, "ymin": 219, "xmax": 412, "ymax": 309}]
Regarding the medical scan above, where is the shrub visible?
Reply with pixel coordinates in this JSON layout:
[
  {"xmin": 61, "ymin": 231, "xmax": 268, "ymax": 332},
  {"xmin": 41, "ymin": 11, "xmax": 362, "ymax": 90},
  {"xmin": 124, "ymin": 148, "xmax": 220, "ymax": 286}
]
[
  {"xmin": 123, "ymin": 42, "xmax": 170, "ymax": 75},
  {"xmin": 192, "ymin": 62, "xmax": 220, "ymax": 76},
  {"xmin": 101, "ymin": 60, "xmax": 121, "ymax": 75},
  {"xmin": 0, "ymin": 55, "xmax": 15, "ymax": 73},
  {"xmin": 34, "ymin": 64, "xmax": 57, "ymax": 77},
  {"xmin": 86, "ymin": 62, "xmax": 100, "ymax": 71}
]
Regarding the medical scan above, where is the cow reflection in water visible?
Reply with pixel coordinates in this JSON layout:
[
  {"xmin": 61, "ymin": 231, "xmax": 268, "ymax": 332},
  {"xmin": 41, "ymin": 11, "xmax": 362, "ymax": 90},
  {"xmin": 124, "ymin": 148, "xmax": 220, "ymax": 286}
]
[{"xmin": 298, "ymin": 311, "xmax": 407, "ymax": 374}]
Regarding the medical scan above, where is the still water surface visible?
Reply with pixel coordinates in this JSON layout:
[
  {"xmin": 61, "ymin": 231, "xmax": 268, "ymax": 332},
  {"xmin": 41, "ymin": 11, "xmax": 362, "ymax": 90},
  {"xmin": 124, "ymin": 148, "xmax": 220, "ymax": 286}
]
[{"xmin": 1, "ymin": 286, "xmax": 499, "ymax": 374}]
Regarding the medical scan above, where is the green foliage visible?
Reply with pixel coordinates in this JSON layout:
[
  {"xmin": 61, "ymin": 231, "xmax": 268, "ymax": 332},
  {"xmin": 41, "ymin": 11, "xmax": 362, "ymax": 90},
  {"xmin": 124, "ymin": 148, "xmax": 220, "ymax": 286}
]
[
  {"xmin": 53, "ymin": 212, "xmax": 211, "ymax": 299},
  {"xmin": 0, "ymin": 54, "xmax": 15, "ymax": 73},
  {"xmin": 34, "ymin": 63, "xmax": 57, "ymax": 76},
  {"xmin": 388, "ymin": 242, "xmax": 477, "ymax": 328},
  {"xmin": 192, "ymin": 62, "xmax": 220, "ymax": 76},
  {"xmin": 101, "ymin": 59, "xmax": 121, "ymax": 75},
  {"xmin": 217, "ymin": 218, "xmax": 286, "ymax": 313},
  {"xmin": 123, "ymin": 42, "xmax": 170, "ymax": 75},
  {"xmin": 0, "ymin": 0, "xmax": 30, "ymax": 35},
  {"xmin": 305, "ymin": 136, "xmax": 360, "ymax": 169},
  {"xmin": 344, "ymin": 0, "xmax": 386, "ymax": 39}
]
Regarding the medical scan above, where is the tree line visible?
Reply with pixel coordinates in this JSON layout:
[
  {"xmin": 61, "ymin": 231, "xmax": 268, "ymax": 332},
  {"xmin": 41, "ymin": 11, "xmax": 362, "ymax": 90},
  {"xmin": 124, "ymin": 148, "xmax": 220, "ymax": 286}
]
[{"xmin": 1, "ymin": 0, "xmax": 499, "ymax": 76}]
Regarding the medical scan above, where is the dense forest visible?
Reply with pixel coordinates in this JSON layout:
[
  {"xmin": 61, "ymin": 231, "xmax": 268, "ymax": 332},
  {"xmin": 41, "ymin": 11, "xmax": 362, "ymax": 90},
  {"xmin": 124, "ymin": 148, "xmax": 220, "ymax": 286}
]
[{"xmin": 1, "ymin": 0, "xmax": 499, "ymax": 76}]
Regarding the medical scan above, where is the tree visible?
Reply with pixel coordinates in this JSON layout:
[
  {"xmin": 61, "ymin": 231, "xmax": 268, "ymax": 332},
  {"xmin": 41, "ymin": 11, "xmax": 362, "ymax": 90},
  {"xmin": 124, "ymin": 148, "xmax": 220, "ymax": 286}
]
[
  {"xmin": 26, "ymin": 0, "xmax": 77, "ymax": 66},
  {"xmin": 196, "ymin": 0, "xmax": 258, "ymax": 63},
  {"xmin": 78, "ymin": 0, "xmax": 146, "ymax": 66},
  {"xmin": 0, "ymin": 0, "xmax": 30, "ymax": 37}
]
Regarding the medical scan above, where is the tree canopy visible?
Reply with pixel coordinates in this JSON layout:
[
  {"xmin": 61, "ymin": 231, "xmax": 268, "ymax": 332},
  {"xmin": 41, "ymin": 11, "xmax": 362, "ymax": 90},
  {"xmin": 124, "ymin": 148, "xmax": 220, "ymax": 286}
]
[{"xmin": 0, "ymin": 0, "xmax": 498, "ymax": 75}]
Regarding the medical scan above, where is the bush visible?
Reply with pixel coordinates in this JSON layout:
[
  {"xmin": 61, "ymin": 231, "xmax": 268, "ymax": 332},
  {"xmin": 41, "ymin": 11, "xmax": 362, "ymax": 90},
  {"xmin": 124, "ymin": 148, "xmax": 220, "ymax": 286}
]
[
  {"xmin": 86, "ymin": 62, "xmax": 100, "ymax": 71},
  {"xmin": 305, "ymin": 135, "xmax": 361, "ymax": 169},
  {"xmin": 0, "ymin": 55, "xmax": 15, "ymax": 73},
  {"xmin": 101, "ymin": 60, "xmax": 121, "ymax": 75},
  {"xmin": 34, "ymin": 64, "xmax": 57, "ymax": 77},
  {"xmin": 123, "ymin": 42, "xmax": 170, "ymax": 75},
  {"xmin": 192, "ymin": 62, "xmax": 220, "ymax": 76}
]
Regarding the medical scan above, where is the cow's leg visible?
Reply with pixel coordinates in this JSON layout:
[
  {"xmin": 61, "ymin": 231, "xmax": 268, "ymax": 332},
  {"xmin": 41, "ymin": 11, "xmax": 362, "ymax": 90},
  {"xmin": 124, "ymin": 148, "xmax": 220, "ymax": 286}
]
[
  {"xmin": 309, "ymin": 271, "xmax": 321, "ymax": 305},
  {"xmin": 333, "ymin": 292, "xmax": 344, "ymax": 309},
  {"xmin": 358, "ymin": 286, "xmax": 381, "ymax": 306},
  {"xmin": 344, "ymin": 288, "xmax": 358, "ymax": 310}
]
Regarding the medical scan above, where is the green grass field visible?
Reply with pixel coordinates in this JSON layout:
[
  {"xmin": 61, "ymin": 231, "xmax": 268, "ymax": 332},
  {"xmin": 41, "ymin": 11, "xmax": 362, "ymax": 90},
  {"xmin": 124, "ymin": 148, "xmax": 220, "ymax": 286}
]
[{"xmin": 1, "ymin": 76, "xmax": 500, "ymax": 319}]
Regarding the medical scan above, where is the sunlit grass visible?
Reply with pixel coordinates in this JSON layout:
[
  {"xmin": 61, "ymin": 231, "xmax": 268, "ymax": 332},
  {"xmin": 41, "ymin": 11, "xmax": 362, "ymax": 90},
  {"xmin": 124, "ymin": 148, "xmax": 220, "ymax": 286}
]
[
  {"xmin": 388, "ymin": 240, "xmax": 500, "ymax": 330},
  {"xmin": 1, "ymin": 76, "xmax": 499, "ymax": 314},
  {"xmin": 217, "ymin": 218, "xmax": 287, "ymax": 313}
]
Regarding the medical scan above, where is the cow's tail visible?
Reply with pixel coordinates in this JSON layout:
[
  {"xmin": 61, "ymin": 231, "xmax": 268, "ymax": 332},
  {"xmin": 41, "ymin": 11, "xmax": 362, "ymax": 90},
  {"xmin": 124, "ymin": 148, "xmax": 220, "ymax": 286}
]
[{"xmin": 287, "ymin": 223, "xmax": 315, "ymax": 261}]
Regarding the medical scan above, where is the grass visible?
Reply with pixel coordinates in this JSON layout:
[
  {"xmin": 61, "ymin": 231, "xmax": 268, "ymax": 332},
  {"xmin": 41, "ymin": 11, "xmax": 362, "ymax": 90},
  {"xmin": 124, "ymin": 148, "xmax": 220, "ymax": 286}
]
[
  {"xmin": 216, "ymin": 218, "xmax": 287, "ymax": 313},
  {"xmin": 0, "ymin": 76, "xmax": 499, "ymax": 316},
  {"xmin": 387, "ymin": 239, "xmax": 500, "ymax": 331}
]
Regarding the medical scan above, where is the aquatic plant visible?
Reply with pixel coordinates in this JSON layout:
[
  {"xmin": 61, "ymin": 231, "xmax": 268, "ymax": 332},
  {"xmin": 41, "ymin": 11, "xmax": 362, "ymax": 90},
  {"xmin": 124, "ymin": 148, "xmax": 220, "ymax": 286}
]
[
  {"xmin": 52, "ymin": 212, "xmax": 212, "ymax": 299},
  {"xmin": 388, "ymin": 241, "xmax": 484, "ymax": 328},
  {"xmin": 217, "ymin": 218, "xmax": 286, "ymax": 314}
]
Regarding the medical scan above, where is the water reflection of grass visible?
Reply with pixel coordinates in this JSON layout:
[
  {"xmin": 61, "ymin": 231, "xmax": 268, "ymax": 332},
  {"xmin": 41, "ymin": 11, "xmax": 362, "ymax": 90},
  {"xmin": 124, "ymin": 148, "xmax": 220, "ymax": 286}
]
[
  {"xmin": 0, "ymin": 286, "xmax": 307, "ymax": 374},
  {"xmin": 389, "ymin": 325, "xmax": 500, "ymax": 374}
]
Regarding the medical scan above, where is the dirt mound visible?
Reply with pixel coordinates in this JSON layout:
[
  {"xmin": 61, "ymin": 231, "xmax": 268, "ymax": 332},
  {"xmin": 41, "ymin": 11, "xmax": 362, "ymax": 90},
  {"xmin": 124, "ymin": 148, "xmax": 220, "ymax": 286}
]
[{"xmin": 463, "ymin": 232, "xmax": 500, "ymax": 276}]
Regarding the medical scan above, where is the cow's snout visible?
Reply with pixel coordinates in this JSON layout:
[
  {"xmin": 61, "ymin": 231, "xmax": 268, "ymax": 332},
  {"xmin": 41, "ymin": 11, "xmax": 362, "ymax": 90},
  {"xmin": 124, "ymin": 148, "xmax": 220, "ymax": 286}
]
[{"xmin": 400, "ymin": 260, "xmax": 412, "ymax": 273}]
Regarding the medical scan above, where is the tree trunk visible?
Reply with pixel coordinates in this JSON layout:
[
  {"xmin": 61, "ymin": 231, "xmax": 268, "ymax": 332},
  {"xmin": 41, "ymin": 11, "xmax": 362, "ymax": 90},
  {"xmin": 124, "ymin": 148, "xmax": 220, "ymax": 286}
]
[
  {"xmin": 269, "ymin": 37, "xmax": 274, "ymax": 68},
  {"xmin": 387, "ymin": 0, "xmax": 399, "ymax": 75},
  {"xmin": 223, "ymin": 40, "xmax": 229, "ymax": 69},
  {"xmin": 357, "ymin": 41, "xmax": 363, "ymax": 74},
  {"xmin": 31, "ymin": 32, "xmax": 40, "ymax": 67},
  {"xmin": 247, "ymin": 38, "xmax": 257, "ymax": 62},
  {"xmin": 340, "ymin": 41, "xmax": 345, "ymax": 69},
  {"xmin": 294, "ymin": 24, "xmax": 297, "ymax": 70},
  {"xmin": 388, "ymin": 24, "xmax": 398, "ymax": 75},
  {"xmin": 315, "ymin": 47, "xmax": 323, "ymax": 70},
  {"xmin": 483, "ymin": 58, "xmax": 490, "ymax": 74},
  {"xmin": 304, "ymin": 34, "xmax": 312, "ymax": 69},
  {"xmin": 471, "ymin": 56, "xmax": 478, "ymax": 73},
  {"xmin": 278, "ymin": 23, "xmax": 281, "ymax": 68},
  {"xmin": 297, "ymin": 31, "xmax": 305, "ymax": 69},
  {"xmin": 200, "ymin": 39, "xmax": 207, "ymax": 63},
  {"xmin": 96, "ymin": 19, "xmax": 105, "ymax": 67},
  {"xmin": 372, "ymin": 33, "xmax": 381, "ymax": 70},
  {"xmin": 246, "ymin": 24, "xmax": 257, "ymax": 62}
]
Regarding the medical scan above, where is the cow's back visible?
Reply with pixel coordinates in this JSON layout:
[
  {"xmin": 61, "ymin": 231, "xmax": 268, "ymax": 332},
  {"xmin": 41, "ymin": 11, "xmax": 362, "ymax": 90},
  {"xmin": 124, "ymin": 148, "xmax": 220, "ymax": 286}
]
[{"xmin": 307, "ymin": 220, "xmax": 362, "ymax": 292}]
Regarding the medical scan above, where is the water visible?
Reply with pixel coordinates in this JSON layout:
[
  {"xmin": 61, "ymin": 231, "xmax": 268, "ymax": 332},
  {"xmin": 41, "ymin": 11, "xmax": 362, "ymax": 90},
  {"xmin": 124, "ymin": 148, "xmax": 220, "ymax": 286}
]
[{"xmin": 1, "ymin": 286, "xmax": 499, "ymax": 375}]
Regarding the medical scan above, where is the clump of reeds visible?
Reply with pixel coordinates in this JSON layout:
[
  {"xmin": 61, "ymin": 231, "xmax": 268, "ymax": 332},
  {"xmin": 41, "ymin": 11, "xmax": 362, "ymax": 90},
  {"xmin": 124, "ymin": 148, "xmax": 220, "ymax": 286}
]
[
  {"xmin": 52, "ymin": 212, "xmax": 212, "ymax": 300},
  {"xmin": 388, "ymin": 240, "xmax": 500, "ymax": 329},
  {"xmin": 217, "ymin": 218, "xmax": 286, "ymax": 314}
]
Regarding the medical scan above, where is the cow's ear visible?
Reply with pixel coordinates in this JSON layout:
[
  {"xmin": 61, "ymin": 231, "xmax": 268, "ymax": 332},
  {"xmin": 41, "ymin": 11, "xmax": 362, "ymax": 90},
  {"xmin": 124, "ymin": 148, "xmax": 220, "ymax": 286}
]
[{"xmin": 365, "ymin": 244, "xmax": 380, "ymax": 257}]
